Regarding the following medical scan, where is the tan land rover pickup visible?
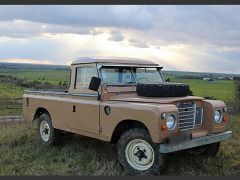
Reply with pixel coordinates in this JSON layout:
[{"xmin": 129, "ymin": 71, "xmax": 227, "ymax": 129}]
[{"xmin": 23, "ymin": 57, "xmax": 232, "ymax": 175}]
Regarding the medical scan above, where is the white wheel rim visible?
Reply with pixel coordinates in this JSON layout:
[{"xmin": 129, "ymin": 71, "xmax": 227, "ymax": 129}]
[
  {"xmin": 40, "ymin": 120, "xmax": 51, "ymax": 142},
  {"xmin": 125, "ymin": 139, "xmax": 155, "ymax": 171}
]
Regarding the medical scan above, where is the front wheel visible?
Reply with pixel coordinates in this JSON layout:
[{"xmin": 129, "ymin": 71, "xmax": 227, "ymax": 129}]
[{"xmin": 117, "ymin": 128, "xmax": 165, "ymax": 175}]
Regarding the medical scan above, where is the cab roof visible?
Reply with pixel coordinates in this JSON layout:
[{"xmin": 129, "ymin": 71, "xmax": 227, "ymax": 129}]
[{"xmin": 71, "ymin": 57, "xmax": 159, "ymax": 66}]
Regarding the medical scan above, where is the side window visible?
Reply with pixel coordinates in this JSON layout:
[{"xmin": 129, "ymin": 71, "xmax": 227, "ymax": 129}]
[{"xmin": 75, "ymin": 66, "xmax": 97, "ymax": 89}]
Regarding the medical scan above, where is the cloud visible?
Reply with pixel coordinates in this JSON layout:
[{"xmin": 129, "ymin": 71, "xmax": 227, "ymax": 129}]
[
  {"xmin": 0, "ymin": 5, "xmax": 240, "ymax": 73},
  {"xmin": 1, "ymin": 5, "xmax": 240, "ymax": 49},
  {"xmin": 108, "ymin": 30, "xmax": 125, "ymax": 41},
  {"xmin": 0, "ymin": 58, "xmax": 54, "ymax": 64},
  {"xmin": 0, "ymin": 5, "xmax": 156, "ymax": 30},
  {"xmin": 129, "ymin": 39, "xmax": 149, "ymax": 48},
  {"xmin": 90, "ymin": 28, "xmax": 104, "ymax": 36},
  {"xmin": 0, "ymin": 19, "xmax": 91, "ymax": 38}
]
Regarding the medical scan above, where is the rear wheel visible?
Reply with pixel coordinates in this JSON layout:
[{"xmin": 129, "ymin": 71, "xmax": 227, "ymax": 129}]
[
  {"xmin": 37, "ymin": 113, "xmax": 60, "ymax": 145},
  {"xmin": 117, "ymin": 128, "xmax": 164, "ymax": 175},
  {"xmin": 188, "ymin": 142, "xmax": 220, "ymax": 157}
]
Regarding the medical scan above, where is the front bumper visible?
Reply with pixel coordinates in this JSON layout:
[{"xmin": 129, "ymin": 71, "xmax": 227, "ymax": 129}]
[{"xmin": 160, "ymin": 131, "xmax": 232, "ymax": 153}]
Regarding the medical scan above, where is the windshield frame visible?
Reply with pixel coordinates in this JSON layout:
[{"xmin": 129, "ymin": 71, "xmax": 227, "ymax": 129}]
[{"xmin": 98, "ymin": 64, "xmax": 165, "ymax": 86}]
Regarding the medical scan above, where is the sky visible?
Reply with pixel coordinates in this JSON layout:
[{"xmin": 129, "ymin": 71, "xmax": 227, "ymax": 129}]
[{"xmin": 0, "ymin": 5, "xmax": 239, "ymax": 74}]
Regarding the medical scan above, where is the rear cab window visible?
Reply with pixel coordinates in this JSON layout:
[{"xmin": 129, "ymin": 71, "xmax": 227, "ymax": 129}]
[{"xmin": 72, "ymin": 64, "xmax": 98, "ymax": 94}]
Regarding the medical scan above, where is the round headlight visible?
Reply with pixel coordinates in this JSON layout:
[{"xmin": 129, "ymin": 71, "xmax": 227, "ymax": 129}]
[
  {"xmin": 166, "ymin": 115, "xmax": 176, "ymax": 129},
  {"xmin": 214, "ymin": 110, "xmax": 222, "ymax": 123}
]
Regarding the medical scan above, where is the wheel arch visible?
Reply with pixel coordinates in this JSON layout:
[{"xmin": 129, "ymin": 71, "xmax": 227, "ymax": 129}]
[
  {"xmin": 33, "ymin": 107, "xmax": 51, "ymax": 121},
  {"xmin": 111, "ymin": 119, "xmax": 151, "ymax": 143}
]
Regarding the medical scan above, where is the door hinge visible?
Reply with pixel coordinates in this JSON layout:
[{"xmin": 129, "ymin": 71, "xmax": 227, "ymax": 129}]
[{"xmin": 99, "ymin": 126, "xmax": 102, "ymax": 134}]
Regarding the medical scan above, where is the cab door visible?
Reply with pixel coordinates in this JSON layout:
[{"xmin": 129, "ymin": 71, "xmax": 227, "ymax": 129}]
[{"xmin": 69, "ymin": 63, "xmax": 100, "ymax": 134}]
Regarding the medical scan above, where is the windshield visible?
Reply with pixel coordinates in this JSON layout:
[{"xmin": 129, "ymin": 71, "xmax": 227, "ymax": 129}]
[{"xmin": 100, "ymin": 67, "xmax": 164, "ymax": 85}]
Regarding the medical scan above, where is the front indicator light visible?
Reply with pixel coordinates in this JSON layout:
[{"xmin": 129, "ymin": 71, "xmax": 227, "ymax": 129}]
[
  {"xmin": 223, "ymin": 116, "xmax": 228, "ymax": 123},
  {"xmin": 161, "ymin": 124, "xmax": 167, "ymax": 131}
]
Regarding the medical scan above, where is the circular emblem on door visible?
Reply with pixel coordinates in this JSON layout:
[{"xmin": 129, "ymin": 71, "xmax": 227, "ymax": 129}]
[{"xmin": 104, "ymin": 106, "xmax": 111, "ymax": 115}]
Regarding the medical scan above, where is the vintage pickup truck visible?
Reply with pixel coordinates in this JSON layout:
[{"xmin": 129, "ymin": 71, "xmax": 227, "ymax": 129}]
[{"xmin": 23, "ymin": 57, "xmax": 232, "ymax": 175}]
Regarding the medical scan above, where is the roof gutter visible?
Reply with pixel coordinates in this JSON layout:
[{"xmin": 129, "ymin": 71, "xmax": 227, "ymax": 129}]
[{"xmin": 97, "ymin": 63, "xmax": 163, "ymax": 69}]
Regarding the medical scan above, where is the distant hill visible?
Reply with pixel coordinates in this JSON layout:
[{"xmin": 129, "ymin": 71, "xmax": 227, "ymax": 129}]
[
  {"xmin": 0, "ymin": 62, "xmax": 70, "ymax": 71},
  {"xmin": 162, "ymin": 70, "xmax": 239, "ymax": 78},
  {"xmin": 0, "ymin": 62, "xmax": 238, "ymax": 78}
]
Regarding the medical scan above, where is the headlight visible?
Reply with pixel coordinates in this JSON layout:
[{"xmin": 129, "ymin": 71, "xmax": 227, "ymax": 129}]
[
  {"xmin": 166, "ymin": 115, "xmax": 176, "ymax": 129},
  {"xmin": 214, "ymin": 110, "xmax": 222, "ymax": 123}
]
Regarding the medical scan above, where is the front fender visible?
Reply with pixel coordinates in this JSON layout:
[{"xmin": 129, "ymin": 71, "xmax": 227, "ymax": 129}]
[
  {"xmin": 100, "ymin": 101, "xmax": 178, "ymax": 143},
  {"xmin": 202, "ymin": 99, "xmax": 227, "ymax": 133}
]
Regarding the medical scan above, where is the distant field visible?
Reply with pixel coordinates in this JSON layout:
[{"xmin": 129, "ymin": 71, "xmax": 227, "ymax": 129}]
[
  {"xmin": 0, "ymin": 69, "xmax": 69, "ymax": 85},
  {"xmin": 0, "ymin": 63, "xmax": 70, "ymax": 85},
  {"xmin": 172, "ymin": 78, "xmax": 234, "ymax": 101}
]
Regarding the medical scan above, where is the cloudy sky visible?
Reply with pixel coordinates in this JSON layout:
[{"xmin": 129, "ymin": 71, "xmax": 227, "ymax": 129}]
[{"xmin": 0, "ymin": 5, "xmax": 239, "ymax": 74}]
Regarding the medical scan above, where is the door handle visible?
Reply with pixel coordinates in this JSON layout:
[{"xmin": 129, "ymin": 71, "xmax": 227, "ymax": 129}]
[{"xmin": 73, "ymin": 105, "xmax": 76, "ymax": 112}]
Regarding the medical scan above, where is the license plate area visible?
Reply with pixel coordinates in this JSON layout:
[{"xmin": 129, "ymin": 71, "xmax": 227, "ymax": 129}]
[{"xmin": 167, "ymin": 133, "xmax": 192, "ymax": 144}]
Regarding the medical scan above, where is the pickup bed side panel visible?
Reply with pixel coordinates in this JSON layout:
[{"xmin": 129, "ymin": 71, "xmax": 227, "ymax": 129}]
[
  {"xmin": 23, "ymin": 94, "xmax": 100, "ymax": 134},
  {"xmin": 23, "ymin": 95, "xmax": 73, "ymax": 132}
]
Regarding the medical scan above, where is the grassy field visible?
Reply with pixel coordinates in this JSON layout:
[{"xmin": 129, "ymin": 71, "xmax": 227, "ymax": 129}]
[
  {"xmin": 179, "ymin": 80, "xmax": 233, "ymax": 101},
  {"xmin": 0, "ymin": 83, "xmax": 24, "ymax": 116},
  {"xmin": 0, "ymin": 83, "xmax": 24, "ymax": 98},
  {"xmin": 0, "ymin": 69, "xmax": 69, "ymax": 85},
  {"xmin": 0, "ymin": 63, "xmax": 69, "ymax": 85},
  {"xmin": 164, "ymin": 75, "xmax": 234, "ymax": 101},
  {"xmin": 0, "ymin": 114, "xmax": 239, "ymax": 175}
]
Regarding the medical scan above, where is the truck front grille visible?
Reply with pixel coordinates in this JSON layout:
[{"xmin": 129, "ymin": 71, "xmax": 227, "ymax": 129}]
[{"xmin": 177, "ymin": 102, "xmax": 196, "ymax": 131}]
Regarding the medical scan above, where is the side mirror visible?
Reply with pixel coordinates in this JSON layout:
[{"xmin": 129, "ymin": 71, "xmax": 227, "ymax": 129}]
[{"xmin": 89, "ymin": 76, "xmax": 101, "ymax": 91}]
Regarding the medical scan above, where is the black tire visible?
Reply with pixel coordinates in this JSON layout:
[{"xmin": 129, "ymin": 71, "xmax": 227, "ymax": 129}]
[
  {"xmin": 188, "ymin": 142, "xmax": 220, "ymax": 157},
  {"xmin": 204, "ymin": 142, "xmax": 220, "ymax": 157},
  {"xmin": 136, "ymin": 83, "xmax": 190, "ymax": 97},
  {"xmin": 37, "ymin": 113, "xmax": 60, "ymax": 145},
  {"xmin": 117, "ymin": 128, "xmax": 165, "ymax": 175}
]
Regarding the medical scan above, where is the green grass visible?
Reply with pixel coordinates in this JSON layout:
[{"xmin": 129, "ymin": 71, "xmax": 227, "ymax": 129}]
[
  {"xmin": 0, "ymin": 122, "xmax": 122, "ymax": 176},
  {"xmin": 0, "ymin": 114, "xmax": 239, "ymax": 175},
  {"xmin": 0, "ymin": 83, "xmax": 24, "ymax": 98}
]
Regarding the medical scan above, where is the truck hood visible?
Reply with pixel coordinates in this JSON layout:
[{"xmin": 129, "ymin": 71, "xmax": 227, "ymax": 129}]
[{"xmin": 109, "ymin": 94, "xmax": 204, "ymax": 104}]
